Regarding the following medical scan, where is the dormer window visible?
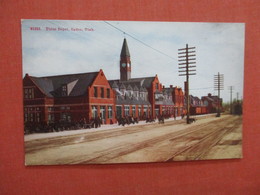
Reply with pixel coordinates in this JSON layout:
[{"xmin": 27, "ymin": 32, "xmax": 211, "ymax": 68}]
[{"xmin": 62, "ymin": 85, "xmax": 67, "ymax": 96}]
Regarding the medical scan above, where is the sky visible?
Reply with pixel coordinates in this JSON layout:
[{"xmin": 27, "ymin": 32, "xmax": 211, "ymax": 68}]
[{"xmin": 21, "ymin": 20, "xmax": 245, "ymax": 103}]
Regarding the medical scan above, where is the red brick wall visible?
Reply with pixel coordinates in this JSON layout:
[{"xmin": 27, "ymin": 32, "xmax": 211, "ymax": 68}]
[{"xmin": 88, "ymin": 70, "xmax": 116, "ymax": 124}]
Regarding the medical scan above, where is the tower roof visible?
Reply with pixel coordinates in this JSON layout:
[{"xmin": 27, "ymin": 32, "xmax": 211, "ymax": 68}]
[{"xmin": 120, "ymin": 38, "xmax": 130, "ymax": 57}]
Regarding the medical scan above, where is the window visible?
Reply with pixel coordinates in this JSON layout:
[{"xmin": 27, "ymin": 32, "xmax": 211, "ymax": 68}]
[
  {"xmin": 107, "ymin": 88, "xmax": 110, "ymax": 98},
  {"xmin": 62, "ymin": 85, "xmax": 67, "ymax": 96},
  {"xmin": 24, "ymin": 113, "xmax": 28, "ymax": 122},
  {"xmin": 24, "ymin": 88, "xmax": 34, "ymax": 99},
  {"xmin": 61, "ymin": 113, "xmax": 71, "ymax": 122},
  {"xmin": 36, "ymin": 113, "xmax": 40, "ymax": 122},
  {"xmin": 101, "ymin": 88, "xmax": 104, "ymax": 98},
  {"xmin": 29, "ymin": 113, "xmax": 34, "ymax": 122},
  {"xmin": 156, "ymin": 83, "xmax": 159, "ymax": 89},
  {"xmin": 116, "ymin": 106, "xmax": 122, "ymax": 118},
  {"xmin": 48, "ymin": 114, "xmax": 55, "ymax": 122},
  {"xmin": 124, "ymin": 105, "xmax": 130, "ymax": 116},
  {"xmin": 144, "ymin": 105, "xmax": 148, "ymax": 117},
  {"xmin": 138, "ymin": 106, "xmax": 142, "ymax": 117},
  {"xmin": 100, "ymin": 106, "xmax": 106, "ymax": 120},
  {"xmin": 132, "ymin": 106, "xmax": 136, "ymax": 117},
  {"xmin": 48, "ymin": 107, "xmax": 54, "ymax": 112},
  {"xmin": 92, "ymin": 106, "xmax": 98, "ymax": 118},
  {"xmin": 24, "ymin": 89, "xmax": 28, "ymax": 98},
  {"xmin": 134, "ymin": 91, "xmax": 138, "ymax": 99},
  {"xmin": 108, "ymin": 106, "xmax": 113, "ymax": 119},
  {"xmin": 94, "ymin": 87, "xmax": 98, "ymax": 98}
]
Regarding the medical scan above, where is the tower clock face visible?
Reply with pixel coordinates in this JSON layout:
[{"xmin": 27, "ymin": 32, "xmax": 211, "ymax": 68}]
[{"xmin": 122, "ymin": 63, "xmax": 126, "ymax": 67}]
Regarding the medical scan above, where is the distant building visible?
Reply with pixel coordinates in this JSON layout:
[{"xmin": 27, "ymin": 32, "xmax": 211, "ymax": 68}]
[
  {"xmin": 163, "ymin": 86, "xmax": 185, "ymax": 117},
  {"xmin": 189, "ymin": 95, "xmax": 207, "ymax": 115},
  {"xmin": 201, "ymin": 93, "xmax": 222, "ymax": 113}
]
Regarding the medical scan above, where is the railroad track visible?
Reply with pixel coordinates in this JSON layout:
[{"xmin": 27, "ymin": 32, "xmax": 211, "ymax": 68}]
[
  {"xmin": 165, "ymin": 117, "xmax": 242, "ymax": 161},
  {"xmin": 69, "ymin": 116, "xmax": 239, "ymax": 164},
  {"xmin": 25, "ymin": 117, "xmax": 188, "ymax": 153}
]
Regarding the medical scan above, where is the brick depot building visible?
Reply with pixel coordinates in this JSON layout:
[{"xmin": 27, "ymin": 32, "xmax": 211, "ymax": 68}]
[
  {"xmin": 23, "ymin": 69, "xmax": 116, "ymax": 125},
  {"xmin": 23, "ymin": 38, "xmax": 186, "ymax": 127}
]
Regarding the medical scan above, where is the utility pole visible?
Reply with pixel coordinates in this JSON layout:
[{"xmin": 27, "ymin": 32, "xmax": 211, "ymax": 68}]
[
  {"xmin": 228, "ymin": 86, "xmax": 234, "ymax": 114},
  {"xmin": 237, "ymin": 92, "xmax": 239, "ymax": 102},
  {"xmin": 178, "ymin": 44, "xmax": 196, "ymax": 124},
  {"xmin": 214, "ymin": 72, "xmax": 224, "ymax": 117}
]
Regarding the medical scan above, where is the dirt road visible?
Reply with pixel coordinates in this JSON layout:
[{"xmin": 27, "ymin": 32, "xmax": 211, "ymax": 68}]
[{"xmin": 25, "ymin": 115, "xmax": 242, "ymax": 165}]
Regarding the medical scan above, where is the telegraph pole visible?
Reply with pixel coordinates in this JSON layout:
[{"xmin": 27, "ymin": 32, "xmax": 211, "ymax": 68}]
[
  {"xmin": 178, "ymin": 44, "xmax": 196, "ymax": 124},
  {"xmin": 214, "ymin": 72, "xmax": 224, "ymax": 117},
  {"xmin": 228, "ymin": 86, "xmax": 234, "ymax": 114}
]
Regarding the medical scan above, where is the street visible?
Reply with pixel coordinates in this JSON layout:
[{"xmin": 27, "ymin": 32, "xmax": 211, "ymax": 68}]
[{"xmin": 25, "ymin": 115, "xmax": 242, "ymax": 165}]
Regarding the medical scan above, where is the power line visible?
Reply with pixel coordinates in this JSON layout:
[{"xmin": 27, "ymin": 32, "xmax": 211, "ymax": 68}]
[
  {"xmin": 190, "ymin": 87, "xmax": 213, "ymax": 90},
  {"xmin": 104, "ymin": 21, "xmax": 178, "ymax": 61}
]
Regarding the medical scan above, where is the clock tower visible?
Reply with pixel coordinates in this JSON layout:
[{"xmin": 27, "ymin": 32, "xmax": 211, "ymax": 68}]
[{"xmin": 120, "ymin": 38, "xmax": 131, "ymax": 81}]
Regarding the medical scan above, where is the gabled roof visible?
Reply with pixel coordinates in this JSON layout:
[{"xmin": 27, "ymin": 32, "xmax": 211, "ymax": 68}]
[
  {"xmin": 133, "ymin": 85, "xmax": 139, "ymax": 91},
  {"xmin": 111, "ymin": 81, "xmax": 119, "ymax": 89},
  {"xmin": 127, "ymin": 85, "xmax": 133, "ymax": 91},
  {"xmin": 119, "ymin": 83, "xmax": 126, "ymax": 89},
  {"xmin": 29, "ymin": 71, "xmax": 99, "ymax": 97}
]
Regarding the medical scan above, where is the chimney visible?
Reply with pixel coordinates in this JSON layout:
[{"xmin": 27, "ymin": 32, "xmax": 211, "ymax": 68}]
[
  {"xmin": 170, "ymin": 85, "xmax": 173, "ymax": 88},
  {"xmin": 162, "ymin": 85, "xmax": 165, "ymax": 89},
  {"xmin": 208, "ymin": 93, "xmax": 212, "ymax": 97}
]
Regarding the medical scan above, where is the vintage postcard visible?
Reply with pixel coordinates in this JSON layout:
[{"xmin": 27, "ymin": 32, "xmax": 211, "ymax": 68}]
[{"xmin": 22, "ymin": 20, "xmax": 244, "ymax": 165}]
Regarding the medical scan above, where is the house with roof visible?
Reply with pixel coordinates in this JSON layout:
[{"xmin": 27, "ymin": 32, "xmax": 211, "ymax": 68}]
[
  {"xmin": 189, "ymin": 95, "xmax": 207, "ymax": 115},
  {"xmin": 163, "ymin": 85, "xmax": 185, "ymax": 117},
  {"xmin": 23, "ymin": 69, "xmax": 116, "ymax": 125},
  {"xmin": 201, "ymin": 93, "xmax": 222, "ymax": 113}
]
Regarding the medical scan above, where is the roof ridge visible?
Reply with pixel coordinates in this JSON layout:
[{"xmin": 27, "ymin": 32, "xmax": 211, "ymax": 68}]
[{"xmin": 30, "ymin": 71, "xmax": 99, "ymax": 79}]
